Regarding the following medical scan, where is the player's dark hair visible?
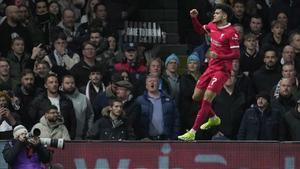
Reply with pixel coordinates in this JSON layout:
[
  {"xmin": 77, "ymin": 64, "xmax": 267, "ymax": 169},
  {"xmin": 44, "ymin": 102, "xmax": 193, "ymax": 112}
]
[{"xmin": 215, "ymin": 3, "xmax": 233, "ymax": 22}]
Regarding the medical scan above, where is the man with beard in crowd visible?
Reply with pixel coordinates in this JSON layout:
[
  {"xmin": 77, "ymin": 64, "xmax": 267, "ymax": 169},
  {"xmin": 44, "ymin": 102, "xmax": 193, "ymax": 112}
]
[
  {"xmin": 62, "ymin": 75, "xmax": 94, "ymax": 140},
  {"xmin": 31, "ymin": 105, "xmax": 71, "ymax": 140},
  {"xmin": 89, "ymin": 29, "xmax": 108, "ymax": 58},
  {"xmin": 14, "ymin": 69, "xmax": 42, "ymax": 129},
  {"xmin": 253, "ymin": 47, "xmax": 281, "ymax": 94}
]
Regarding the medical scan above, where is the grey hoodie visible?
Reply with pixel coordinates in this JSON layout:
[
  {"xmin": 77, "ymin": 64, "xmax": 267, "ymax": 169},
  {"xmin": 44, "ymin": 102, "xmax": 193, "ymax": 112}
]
[{"xmin": 31, "ymin": 115, "xmax": 70, "ymax": 140}]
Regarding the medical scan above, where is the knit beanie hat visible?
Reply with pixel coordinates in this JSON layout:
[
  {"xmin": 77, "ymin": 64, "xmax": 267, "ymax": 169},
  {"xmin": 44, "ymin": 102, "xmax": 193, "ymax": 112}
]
[
  {"xmin": 165, "ymin": 53, "xmax": 179, "ymax": 66},
  {"xmin": 13, "ymin": 125, "xmax": 28, "ymax": 139},
  {"xmin": 187, "ymin": 52, "xmax": 200, "ymax": 63}
]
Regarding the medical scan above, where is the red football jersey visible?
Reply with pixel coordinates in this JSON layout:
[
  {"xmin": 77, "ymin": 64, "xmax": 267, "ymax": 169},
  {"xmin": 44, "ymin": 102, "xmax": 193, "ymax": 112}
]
[
  {"xmin": 191, "ymin": 17, "xmax": 240, "ymax": 72},
  {"xmin": 203, "ymin": 22, "xmax": 240, "ymax": 71}
]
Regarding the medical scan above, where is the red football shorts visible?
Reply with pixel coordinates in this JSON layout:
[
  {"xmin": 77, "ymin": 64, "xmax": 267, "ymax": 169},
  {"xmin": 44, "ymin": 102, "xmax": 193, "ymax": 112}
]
[{"xmin": 196, "ymin": 68, "xmax": 230, "ymax": 94}]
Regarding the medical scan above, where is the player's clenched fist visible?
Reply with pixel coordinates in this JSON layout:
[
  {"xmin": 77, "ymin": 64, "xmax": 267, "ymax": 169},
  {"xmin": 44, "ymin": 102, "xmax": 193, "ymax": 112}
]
[{"xmin": 190, "ymin": 9, "xmax": 198, "ymax": 18}]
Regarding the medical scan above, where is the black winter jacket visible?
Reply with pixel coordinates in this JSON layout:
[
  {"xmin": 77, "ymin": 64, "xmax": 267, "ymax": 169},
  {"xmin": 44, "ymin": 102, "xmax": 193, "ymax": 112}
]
[{"xmin": 238, "ymin": 106, "xmax": 279, "ymax": 140}]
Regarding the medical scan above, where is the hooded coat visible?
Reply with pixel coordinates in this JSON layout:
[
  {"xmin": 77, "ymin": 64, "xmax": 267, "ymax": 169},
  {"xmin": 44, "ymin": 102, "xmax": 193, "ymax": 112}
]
[{"xmin": 31, "ymin": 115, "xmax": 70, "ymax": 140}]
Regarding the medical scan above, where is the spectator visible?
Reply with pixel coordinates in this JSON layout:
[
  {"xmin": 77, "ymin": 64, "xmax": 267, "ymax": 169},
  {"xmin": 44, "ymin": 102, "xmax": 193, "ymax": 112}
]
[
  {"xmin": 0, "ymin": 5, "xmax": 32, "ymax": 56},
  {"xmin": 58, "ymin": 0, "xmax": 83, "ymax": 21},
  {"xmin": 80, "ymin": 66, "xmax": 106, "ymax": 106},
  {"xmin": 98, "ymin": 35, "xmax": 121, "ymax": 68},
  {"xmin": 31, "ymin": 105, "xmax": 70, "ymax": 140},
  {"xmin": 80, "ymin": 0, "xmax": 101, "ymax": 24},
  {"xmin": 238, "ymin": 92, "xmax": 279, "ymax": 140},
  {"xmin": 247, "ymin": 15, "xmax": 265, "ymax": 45},
  {"xmin": 52, "ymin": 8, "xmax": 81, "ymax": 52},
  {"xmin": 28, "ymin": 0, "xmax": 55, "ymax": 45},
  {"xmin": 280, "ymin": 45, "xmax": 295, "ymax": 65},
  {"xmin": 231, "ymin": 0, "xmax": 249, "ymax": 28},
  {"xmin": 0, "ymin": 91, "xmax": 19, "ymax": 139},
  {"xmin": 34, "ymin": 60, "xmax": 51, "ymax": 89},
  {"xmin": 48, "ymin": 0, "xmax": 62, "ymax": 26},
  {"xmin": 162, "ymin": 53, "xmax": 180, "ymax": 102},
  {"xmin": 90, "ymin": 3, "xmax": 112, "ymax": 36},
  {"xmin": 239, "ymin": 33, "xmax": 263, "ymax": 77},
  {"xmin": 71, "ymin": 41, "xmax": 103, "ymax": 88},
  {"xmin": 135, "ymin": 75, "xmax": 180, "ymax": 140},
  {"xmin": 232, "ymin": 59, "xmax": 256, "ymax": 108},
  {"xmin": 178, "ymin": 53, "xmax": 200, "ymax": 133},
  {"xmin": 272, "ymin": 63, "xmax": 297, "ymax": 100},
  {"xmin": 44, "ymin": 33, "xmax": 80, "ymax": 76},
  {"xmin": 29, "ymin": 43, "xmax": 50, "ymax": 73},
  {"xmin": 252, "ymin": 47, "xmax": 281, "ymax": 94},
  {"xmin": 61, "ymin": 75, "xmax": 94, "ymax": 140},
  {"xmin": 148, "ymin": 57, "xmax": 163, "ymax": 77},
  {"xmin": 279, "ymin": 98, "xmax": 300, "ymax": 141},
  {"xmin": 92, "ymin": 72, "xmax": 121, "ymax": 121},
  {"xmin": 0, "ymin": 57, "xmax": 16, "ymax": 91},
  {"xmin": 18, "ymin": 4, "xmax": 31, "ymax": 27},
  {"xmin": 113, "ymin": 80, "xmax": 140, "ymax": 129},
  {"xmin": 86, "ymin": 98, "xmax": 134, "ymax": 140},
  {"xmin": 2, "ymin": 125, "xmax": 52, "ymax": 169},
  {"xmin": 271, "ymin": 0, "xmax": 299, "ymax": 30},
  {"xmin": 136, "ymin": 57, "xmax": 167, "ymax": 97},
  {"xmin": 89, "ymin": 30, "xmax": 109, "ymax": 60},
  {"xmin": 13, "ymin": 69, "xmax": 42, "ymax": 129},
  {"xmin": 114, "ymin": 43, "xmax": 146, "ymax": 74},
  {"xmin": 114, "ymin": 43, "xmax": 146, "ymax": 96},
  {"xmin": 271, "ymin": 77, "xmax": 296, "ymax": 117},
  {"xmin": 289, "ymin": 31, "xmax": 300, "ymax": 72},
  {"xmin": 211, "ymin": 70, "xmax": 247, "ymax": 140},
  {"xmin": 261, "ymin": 20, "xmax": 287, "ymax": 53},
  {"xmin": 276, "ymin": 11, "xmax": 289, "ymax": 32},
  {"xmin": 7, "ymin": 37, "xmax": 31, "ymax": 85},
  {"xmin": 28, "ymin": 74, "xmax": 76, "ymax": 139},
  {"xmin": 77, "ymin": 2, "xmax": 111, "ymax": 43}
]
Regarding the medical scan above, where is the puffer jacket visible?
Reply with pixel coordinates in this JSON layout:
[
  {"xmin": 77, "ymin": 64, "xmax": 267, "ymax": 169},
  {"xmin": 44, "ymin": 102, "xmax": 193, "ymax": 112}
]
[
  {"xmin": 86, "ymin": 107, "xmax": 134, "ymax": 140},
  {"xmin": 135, "ymin": 91, "xmax": 180, "ymax": 139}
]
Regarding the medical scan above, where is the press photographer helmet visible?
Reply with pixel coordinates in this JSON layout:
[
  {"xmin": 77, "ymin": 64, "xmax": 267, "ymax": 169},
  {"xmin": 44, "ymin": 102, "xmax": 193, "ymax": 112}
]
[{"xmin": 32, "ymin": 128, "xmax": 65, "ymax": 149}]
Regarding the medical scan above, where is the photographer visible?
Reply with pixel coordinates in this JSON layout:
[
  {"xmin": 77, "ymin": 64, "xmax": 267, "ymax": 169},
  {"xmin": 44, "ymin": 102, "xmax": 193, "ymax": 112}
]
[{"xmin": 2, "ymin": 125, "xmax": 52, "ymax": 169}]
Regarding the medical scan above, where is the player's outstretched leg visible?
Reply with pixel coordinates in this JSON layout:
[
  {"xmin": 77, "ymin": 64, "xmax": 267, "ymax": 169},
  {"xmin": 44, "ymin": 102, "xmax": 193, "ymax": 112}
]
[{"xmin": 178, "ymin": 90, "xmax": 221, "ymax": 141}]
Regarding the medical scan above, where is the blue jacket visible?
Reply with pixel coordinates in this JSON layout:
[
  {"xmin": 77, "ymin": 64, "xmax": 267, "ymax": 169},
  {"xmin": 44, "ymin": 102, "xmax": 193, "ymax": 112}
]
[{"xmin": 135, "ymin": 91, "xmax": 180, "ymax": 139}]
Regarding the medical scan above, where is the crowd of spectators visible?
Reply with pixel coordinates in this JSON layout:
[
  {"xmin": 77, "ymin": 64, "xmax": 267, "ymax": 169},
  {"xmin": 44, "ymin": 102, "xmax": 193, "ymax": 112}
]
[{"xmin": 0, "ymin": 0, "xmax": 300, "ymax": 141}]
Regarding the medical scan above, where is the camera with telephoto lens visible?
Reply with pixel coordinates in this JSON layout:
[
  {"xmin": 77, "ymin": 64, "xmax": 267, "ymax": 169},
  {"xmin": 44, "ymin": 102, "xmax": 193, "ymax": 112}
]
[{"xmin": 28, "ymin": 128, "xmax": 65, "ymax": 149}]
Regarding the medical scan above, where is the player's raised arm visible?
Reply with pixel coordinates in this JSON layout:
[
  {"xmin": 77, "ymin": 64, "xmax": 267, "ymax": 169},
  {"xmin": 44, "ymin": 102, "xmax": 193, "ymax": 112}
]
[{"xmin": 190, "ymin": 9, "xmax": 207, "ymax": 35}]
